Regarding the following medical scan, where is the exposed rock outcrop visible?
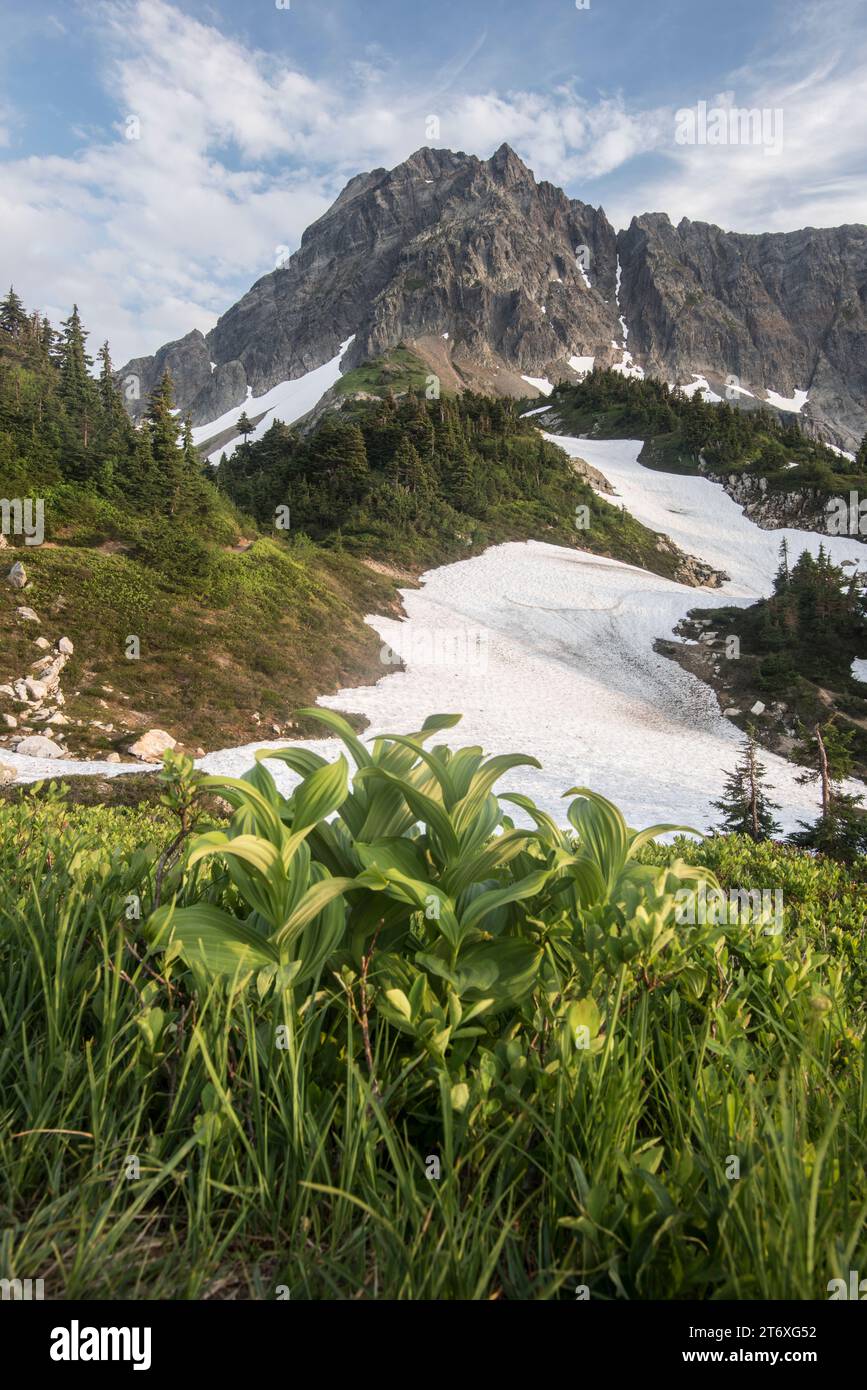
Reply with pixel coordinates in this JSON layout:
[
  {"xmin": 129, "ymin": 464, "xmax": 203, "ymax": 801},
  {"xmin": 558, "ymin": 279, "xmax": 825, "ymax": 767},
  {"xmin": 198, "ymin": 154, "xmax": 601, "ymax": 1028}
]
[
  {"xmin": 127, "ymin": 729, "xmax": 177, "ymax": 763},
  {"xmin": 707, "ymin": 469, "xmax": 839, "ymax": 533}
]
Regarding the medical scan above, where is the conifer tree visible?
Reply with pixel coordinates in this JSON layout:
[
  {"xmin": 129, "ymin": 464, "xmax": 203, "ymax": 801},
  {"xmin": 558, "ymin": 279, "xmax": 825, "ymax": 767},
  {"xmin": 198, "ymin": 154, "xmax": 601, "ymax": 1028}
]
[
  {"xmin": 388, "ymin": 435, "xmax": 423, "ymax": 489},
  {"xmin": 236, "ymin": 410, "xmax": 254, "ymax": 445},
  {"xmin": 774, "ymin": 536, "xmax": 790, "ymax": 590},
  {"xmin": 58, "ymin": 305, "xmax": 94, "ymax": 413},
  {"xmin": 857, "ymin": 431, "xmax": 867, "ymax": 471},
  {"xmin": 182, "ymin": 415, "xmax": 200, "ymax": 470},
  {"xmin": 128, "ymin": 422, "xmax": 162, "ymax": 510},
  {"xmin": 791, "ymin": 720, "xmax": 867, "ymax": 861},
  {"xmin": 712, "ymin": 732, "xmax": 781, "ymax": 840},
  {"xmin": 145, "ymin": 370, "xmax": 185, "ymax": 514},
  {"xmin": 0, "ymin": 286, "xmax": 27, "ymax": 338},
  {"xmin": 96, "ymin": 341, "xmax": 127, "ymax": 429},
  {"xmin": 40, "ymin": 315, "xmax": 58, "ymax": 362}
]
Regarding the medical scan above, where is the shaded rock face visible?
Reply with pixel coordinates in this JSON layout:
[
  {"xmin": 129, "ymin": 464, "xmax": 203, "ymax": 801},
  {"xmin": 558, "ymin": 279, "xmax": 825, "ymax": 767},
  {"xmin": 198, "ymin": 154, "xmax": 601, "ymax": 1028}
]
[
  {"xmin": 709, "ymin": 469, "xmax": 839, "ymax": 534},
  {"xmin": 119, "ymin": 146, "xmax": 867, "ymax": 448},
  {"xmin": 617, "ymin": 214, "xmax": 867, "ymax": 450}
]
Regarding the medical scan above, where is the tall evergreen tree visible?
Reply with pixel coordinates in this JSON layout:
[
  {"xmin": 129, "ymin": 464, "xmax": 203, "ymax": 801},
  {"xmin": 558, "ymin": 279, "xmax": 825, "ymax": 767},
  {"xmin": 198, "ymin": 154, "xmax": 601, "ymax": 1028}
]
[
  {"xmin": 182, "ymin": 415, "xmax": 200, "ymax": 470},
  {"xmin": 96, "ymin": 341, "xmax": 127, "ymax": 432},
  {"xmin": 58, "ymin": 305, "xmax": 93, "ymax": 409},
  {"xmin": 774, "ymin": 536, "xmax": 790, "ymax": 590},
  {"xmin": 0, "ymin": 286, "xmax": 27, "ymax": 338},
  {"xmin": 791, "ymin": 720, "xmax": 867, "ymax": 861},
  {"xmin": 712, "ymin": 732, "xmax": 781, "ymax": 840},
  {"xmin": 145, "ymin": 370, "xmax": 185, "ymax": 514}
]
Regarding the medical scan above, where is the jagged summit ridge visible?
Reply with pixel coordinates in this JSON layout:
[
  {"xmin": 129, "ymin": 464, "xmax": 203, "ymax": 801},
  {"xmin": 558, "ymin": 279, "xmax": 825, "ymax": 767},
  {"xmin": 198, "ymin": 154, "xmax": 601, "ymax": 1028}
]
[{"xmin": 120, "ymin": 146, "xmax": 867, "ymax": 450}]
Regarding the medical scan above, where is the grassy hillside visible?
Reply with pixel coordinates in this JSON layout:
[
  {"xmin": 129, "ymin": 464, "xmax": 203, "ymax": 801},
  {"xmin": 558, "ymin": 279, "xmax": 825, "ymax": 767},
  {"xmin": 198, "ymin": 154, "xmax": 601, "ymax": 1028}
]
[
  {"xmin": 1, "ymin": 534, "xmax": 399, "ymax": 756},
  {"xmin": 0, "ymin": 296, "xmax": 405, "ymax": 757}
]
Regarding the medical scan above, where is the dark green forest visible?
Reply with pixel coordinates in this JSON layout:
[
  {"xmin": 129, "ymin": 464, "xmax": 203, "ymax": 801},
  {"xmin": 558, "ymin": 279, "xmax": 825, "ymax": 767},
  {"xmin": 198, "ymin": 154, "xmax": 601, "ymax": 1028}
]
[{"xmin": 549, "ymin": 367, "xmax": 867, "ymax": 491}]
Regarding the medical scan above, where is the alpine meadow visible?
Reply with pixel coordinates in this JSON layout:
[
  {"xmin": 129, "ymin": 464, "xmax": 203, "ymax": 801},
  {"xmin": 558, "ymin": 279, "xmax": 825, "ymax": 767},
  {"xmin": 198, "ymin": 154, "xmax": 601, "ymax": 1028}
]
[{"xmin": 2, "ymin": 0, "xmax": 867, "ymax": 1345}]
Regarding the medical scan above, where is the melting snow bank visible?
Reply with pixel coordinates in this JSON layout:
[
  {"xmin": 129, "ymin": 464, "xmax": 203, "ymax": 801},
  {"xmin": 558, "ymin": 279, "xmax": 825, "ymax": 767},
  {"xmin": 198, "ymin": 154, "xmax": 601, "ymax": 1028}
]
[
  {"xmin": 6, "ymin": 437, "xmax": 866, "ymax": 832},
  {"xmin": 520, "ymin": 375, "xmax": 554, "ymax": 396},
  {"xmin": 764, "ymin": 386, "xmax": 809, "ymax": 414},
  {"xmin": 194, "ymin": 339, "xmax": 355, "ymax": 463}
]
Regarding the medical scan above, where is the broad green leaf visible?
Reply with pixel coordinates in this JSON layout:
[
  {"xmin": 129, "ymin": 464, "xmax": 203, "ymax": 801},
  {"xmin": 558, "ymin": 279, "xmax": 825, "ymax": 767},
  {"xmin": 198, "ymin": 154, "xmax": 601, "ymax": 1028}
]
[
  {"xmin": 567, "ymin": 997, "xmax": 601, "ymax": 1046},
  {"xmin": 147, "ymin": 903, "xmax": 279, "ymax": 976},
  {"xmin": 457, "ymin": 939, "xmax": 543, "ymax": 1008},
  {"xmin": 368, "ymin": 734, "xmax": 457, "ymax": 806},
  {"xmin": 628, "ymin": 822, "xmax": 702, "ymax": 854},
  {"xmin": 295, "ymin": 707, "xmax": 372, "ymax": 767},
  {"xmin": 356, "ymin": 766, "xmax": 459, "ymax": 860},
  {"xmin": 292, "ymin": 756, "xmax": 349, "ymax": 830},
  {"xmin": 460, "ymin": 869, "xmax": 551, "ymax": 933},
  {"xmin": 384, "ymin": 988, "xmax": 412, "ymax": 1020},
  {"xmin": 199, "ymin": 774, "xmax": 285, "ymax": 844},
  {"xmin": 188, "ymin": 832, "xmax": 281, "ymax": 878},
  {"xmin": 355, "ymin": 837, "xmax": 430, "ymax": 881},
  {"xmin": 273, "ymin": 874, "xmax": 358, "ymax": 950},
  {"xmin": 501, "ymin": 792, "xmax": 567, "ymax": 848},
  {"xmin": 450, "ymin": 1082, "xmax": 470, "ymax": 1113},
  {"xmin": 565, "ymin": 787, "xmax": 629, "ymax": 891},
  {"xmin": 255, "ymin": 746, "xmax": 329, "ymax": 778},
  {"xmin": 443, "ymin": 829, "xmax": 536, "ymax": 897}
]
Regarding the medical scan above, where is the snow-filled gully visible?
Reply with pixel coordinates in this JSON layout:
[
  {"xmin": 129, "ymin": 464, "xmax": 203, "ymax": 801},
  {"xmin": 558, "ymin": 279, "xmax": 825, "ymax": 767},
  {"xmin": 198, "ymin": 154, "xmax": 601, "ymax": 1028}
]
[{"xmin": 5, "ymin": 436, "xmax": 866, "ymax": 832}]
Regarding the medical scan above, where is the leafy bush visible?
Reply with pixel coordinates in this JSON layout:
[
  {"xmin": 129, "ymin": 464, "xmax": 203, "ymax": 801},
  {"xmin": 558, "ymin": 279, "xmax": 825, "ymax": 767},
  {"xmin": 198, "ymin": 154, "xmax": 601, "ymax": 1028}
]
[{"xmin": 2, "ymin": 725, "xmax": 865, "ymax": 1300}]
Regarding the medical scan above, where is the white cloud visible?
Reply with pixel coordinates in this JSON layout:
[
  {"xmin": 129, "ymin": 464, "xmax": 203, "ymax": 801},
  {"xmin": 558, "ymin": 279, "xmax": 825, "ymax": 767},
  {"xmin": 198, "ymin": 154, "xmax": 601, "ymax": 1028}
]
[{"xmin": 0, "ymin": 0, "xmax": 864, "ymax": 362}]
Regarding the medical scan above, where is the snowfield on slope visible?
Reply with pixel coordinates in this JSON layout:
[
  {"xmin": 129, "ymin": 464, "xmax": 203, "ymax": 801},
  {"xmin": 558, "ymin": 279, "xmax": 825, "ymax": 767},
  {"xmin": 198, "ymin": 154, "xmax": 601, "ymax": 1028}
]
[
  {"xmin": 4, "ymin": 436, "xmax": 865, "ymax": 831},
  {"xmin": 194, "ymin": 339, "xmax": 355, "ymax": 463}
]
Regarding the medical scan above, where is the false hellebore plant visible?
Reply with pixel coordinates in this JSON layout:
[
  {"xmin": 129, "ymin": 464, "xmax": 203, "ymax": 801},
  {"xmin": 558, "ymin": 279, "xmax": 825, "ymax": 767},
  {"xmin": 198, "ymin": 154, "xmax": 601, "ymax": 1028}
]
[{"xmin": 147, "ymin": 711, "xmax": 720, "ymax": 1074}]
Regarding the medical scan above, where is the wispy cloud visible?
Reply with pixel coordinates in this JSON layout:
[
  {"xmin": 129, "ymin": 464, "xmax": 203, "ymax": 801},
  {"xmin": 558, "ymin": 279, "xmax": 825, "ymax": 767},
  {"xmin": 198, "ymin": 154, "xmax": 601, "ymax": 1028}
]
[{"xmin": 0, "ymin": 0, "xmax": 864, "ymax": 361}]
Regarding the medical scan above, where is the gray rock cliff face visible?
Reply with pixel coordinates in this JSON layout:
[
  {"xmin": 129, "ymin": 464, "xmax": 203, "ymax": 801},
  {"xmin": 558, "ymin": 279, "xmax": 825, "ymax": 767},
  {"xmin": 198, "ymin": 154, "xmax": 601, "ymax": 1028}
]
[
  {"xmin": 616, "ymin": 214, "xmax": 867, "ymax": 449},
  {"xmin": 119, "ymin": 146, "xmax": 867, "ymax": 449}
]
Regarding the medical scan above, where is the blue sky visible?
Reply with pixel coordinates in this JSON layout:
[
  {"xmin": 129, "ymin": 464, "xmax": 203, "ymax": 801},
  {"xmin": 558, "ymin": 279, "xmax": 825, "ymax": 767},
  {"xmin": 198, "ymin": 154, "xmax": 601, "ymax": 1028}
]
[{"xmin": 1, "ymin": 0, "xmax": 864, "ymax": 361}]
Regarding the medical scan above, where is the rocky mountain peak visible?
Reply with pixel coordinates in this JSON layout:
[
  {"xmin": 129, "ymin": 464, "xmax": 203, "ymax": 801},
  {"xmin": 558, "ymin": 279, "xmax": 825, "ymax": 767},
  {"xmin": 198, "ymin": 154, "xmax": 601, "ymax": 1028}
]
[
  {"xmin": 118, "ymin": 146, "xmax": 867, "ymax": 452},
  {"xmin": 486, "ymin": 142, "xmax": 535, "ymax": 185}
]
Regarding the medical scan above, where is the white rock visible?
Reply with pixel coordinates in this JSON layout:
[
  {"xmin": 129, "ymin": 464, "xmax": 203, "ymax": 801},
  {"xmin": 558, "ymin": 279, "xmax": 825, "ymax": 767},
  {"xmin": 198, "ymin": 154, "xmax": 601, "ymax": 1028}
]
[
  {"xmin": 14, "ymin": 735, "xmax": 66, "ymax": 758},
  {"xmin": 15, "ymin": 606, "xmax": 39, "ymax": 623},
  {"xmin": 0, "ymin": 762, "xmax": 17, "ymax": 785},
  {"xmin": 6, "ymin": 561, "xmax": 27, "ymax": 589},
  {"xmin": 2, "ymin": 713, "xmax": 17, "ymax": 729},
  {"xmin": 751, "ymin": 701, "xmax": 766, "ymax": 715},
  {"xmin": 0, "ymin": 684, "xmax": 14, "ymax": 698},
  {"xmin": 106, "ymin": 752, "xmax": 123, "ymax": 763},
  {"xmin": 24, "ymin": 678, "xmax": 48, "ymax": 702},
  {"xmin": 33, "ymin": 637, "xmax": 51, "ymax": 651},
  {"xmin": 57, "ymin": 636, "xmax": 74, "ymax": 655},
  {"xmin": 723, "ymin": 707, "xmax": 742, "ymax": 717},
  {"xmin": 127, "ymin": 729, "xmax": 177, "ymax": 763}
]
